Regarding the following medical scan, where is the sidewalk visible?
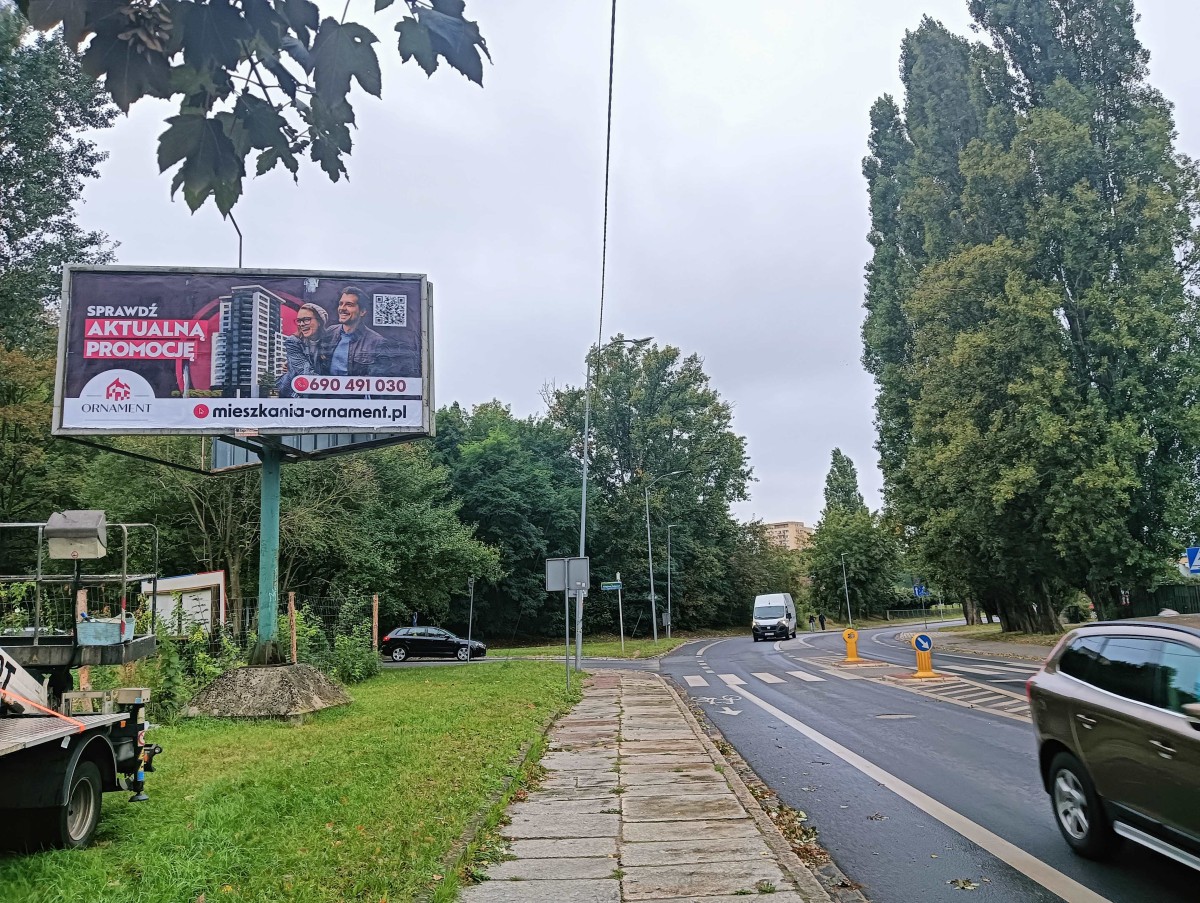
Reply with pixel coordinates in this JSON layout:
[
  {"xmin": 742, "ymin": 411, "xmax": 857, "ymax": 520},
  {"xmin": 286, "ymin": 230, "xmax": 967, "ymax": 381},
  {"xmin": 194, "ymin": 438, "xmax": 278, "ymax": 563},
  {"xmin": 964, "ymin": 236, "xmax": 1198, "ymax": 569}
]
[{"xmin": 460, "ymin": 670, "xmax": 835, "ymax": 902}]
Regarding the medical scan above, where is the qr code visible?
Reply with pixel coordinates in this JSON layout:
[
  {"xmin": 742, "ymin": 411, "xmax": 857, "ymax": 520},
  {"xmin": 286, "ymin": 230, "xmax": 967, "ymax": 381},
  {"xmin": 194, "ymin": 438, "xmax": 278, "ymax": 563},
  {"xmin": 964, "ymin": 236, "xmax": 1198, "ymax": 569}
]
[{"xmin": 373, "ymin": 293, "xmax": 408, "ymax": 327}]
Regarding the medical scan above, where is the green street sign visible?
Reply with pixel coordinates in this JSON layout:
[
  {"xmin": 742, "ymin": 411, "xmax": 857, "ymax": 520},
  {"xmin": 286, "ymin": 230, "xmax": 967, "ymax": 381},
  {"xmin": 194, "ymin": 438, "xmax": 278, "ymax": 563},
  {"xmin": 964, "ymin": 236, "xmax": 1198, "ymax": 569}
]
[{"xmin": 601, "ymin": 582, "xmax": 622, "ymax": 591}]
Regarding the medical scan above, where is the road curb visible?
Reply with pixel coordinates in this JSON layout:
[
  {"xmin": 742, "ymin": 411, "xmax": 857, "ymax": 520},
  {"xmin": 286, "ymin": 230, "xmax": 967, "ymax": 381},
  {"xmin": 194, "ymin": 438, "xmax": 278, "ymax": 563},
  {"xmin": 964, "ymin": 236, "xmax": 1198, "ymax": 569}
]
[{"xmin": 661, "ymin": 675, "xmax": 867, "ymax": 903}]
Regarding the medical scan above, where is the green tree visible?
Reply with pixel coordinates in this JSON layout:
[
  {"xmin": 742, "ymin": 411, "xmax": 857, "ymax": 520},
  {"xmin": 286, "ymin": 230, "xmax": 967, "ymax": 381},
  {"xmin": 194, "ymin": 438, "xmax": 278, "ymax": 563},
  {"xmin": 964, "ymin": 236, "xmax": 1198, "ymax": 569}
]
[
  {"xmin": 821, "ymin": 448, "xmax": 866, "ymax": 515},
  {"xmin": 807, "ymin": 451, "xmax": 899, "ymax": 621},
  {"xmin": 0, "ymin": 9, "xmax": 115, "ymax": 351},
  {"xmin": 432, "ymin": 402, "xmax": 577, "ymax": 641},
  {"xmin": 548, "ymin": 339, "xmax": 756, "ymax": 633},
  {"xmin": 17, "ymin": 0, "xmax": 489, "ymax": 215},
  {"xmin": 862, "ymin": 2, "xmax": 1200, "ymax": 632}
]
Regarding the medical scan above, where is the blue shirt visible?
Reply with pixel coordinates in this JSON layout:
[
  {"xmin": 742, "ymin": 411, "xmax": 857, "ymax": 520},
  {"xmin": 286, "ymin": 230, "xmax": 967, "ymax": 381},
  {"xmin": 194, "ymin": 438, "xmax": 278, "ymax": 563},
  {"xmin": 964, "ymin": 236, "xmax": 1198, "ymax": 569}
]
[{"xmin": 330, "ymin": 331, "xmax": 352, "ymax": 375}]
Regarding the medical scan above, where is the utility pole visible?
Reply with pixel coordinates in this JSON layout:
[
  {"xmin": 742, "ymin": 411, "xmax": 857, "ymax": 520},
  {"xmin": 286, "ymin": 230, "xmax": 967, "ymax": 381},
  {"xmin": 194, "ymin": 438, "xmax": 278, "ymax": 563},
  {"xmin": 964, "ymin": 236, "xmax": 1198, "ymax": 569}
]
[
  {"xmin": 840, "ymin": 552, "xmax": 853, "ymax": 628},
  {"xmin": 667, "ymin": 524, "xmax": 679, "ymax": 639}
]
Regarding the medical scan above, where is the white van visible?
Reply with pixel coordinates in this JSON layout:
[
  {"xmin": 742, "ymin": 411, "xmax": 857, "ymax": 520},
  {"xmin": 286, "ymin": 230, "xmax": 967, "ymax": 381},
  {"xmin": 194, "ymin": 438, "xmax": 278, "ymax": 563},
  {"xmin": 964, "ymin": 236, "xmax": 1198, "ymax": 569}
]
[{"xmin": 752, "ymin": 593, "xmax": 797, "ymax": 641}]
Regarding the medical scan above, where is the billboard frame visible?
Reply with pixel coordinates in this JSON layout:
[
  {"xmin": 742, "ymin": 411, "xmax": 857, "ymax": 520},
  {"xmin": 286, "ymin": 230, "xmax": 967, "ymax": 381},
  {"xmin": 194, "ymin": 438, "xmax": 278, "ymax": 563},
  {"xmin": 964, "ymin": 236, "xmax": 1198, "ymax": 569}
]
[{"xmin": 51, "ymin": 264, "xmax": 435, "ymax": 439}]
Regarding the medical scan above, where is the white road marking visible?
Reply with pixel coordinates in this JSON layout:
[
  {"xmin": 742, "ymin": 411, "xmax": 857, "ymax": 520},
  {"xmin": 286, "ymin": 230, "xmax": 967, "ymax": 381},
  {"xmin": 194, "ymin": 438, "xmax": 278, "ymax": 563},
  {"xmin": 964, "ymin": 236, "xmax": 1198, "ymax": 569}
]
[
  {"xmin": 696, "ymin": 639, "xmax": 729, "ymax": 657},
  {"xmin": 719, "ymin": 679, "xmax": 1113, "ymax": 903},
  {"xmin": 717, "ymin": 674, "xmax": 746, "ymax": 686},
  {"xmin": 940, "ymin": 658, "xmax": 1017, "ymax": 672},
  {"xmin": 994, "ymin": 678, "xmax": 1031, "ymax": 684},
  {"xmin": 786, "ymin": 670, "xmax": 826, "ymax": 683},
  {"xmin": 684, "ymin": 675, "xmax": 710, "ymax": 688},
  {"xmin": 819, "ymin": 669, "xmax": 864, "ymax": 680},
  {"xmin": 752, "ymin": 672, "xmax": 785, "ymax": 684}
]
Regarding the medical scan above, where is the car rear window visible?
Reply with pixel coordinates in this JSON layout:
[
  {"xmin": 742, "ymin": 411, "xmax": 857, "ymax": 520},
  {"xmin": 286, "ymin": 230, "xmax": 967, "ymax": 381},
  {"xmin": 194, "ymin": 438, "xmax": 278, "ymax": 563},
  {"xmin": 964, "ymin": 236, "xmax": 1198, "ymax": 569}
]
[
  {"xmin": 1058, "ymin": 636, "xmax": 1106, "ymax": 684},
  {"xmin": 1160, "ymin": 641, "xmax": 1200, "ymax": 713},
  {"xmin": 1091, "ymin": 636, "xmax": 1159, "ymax": 706}
]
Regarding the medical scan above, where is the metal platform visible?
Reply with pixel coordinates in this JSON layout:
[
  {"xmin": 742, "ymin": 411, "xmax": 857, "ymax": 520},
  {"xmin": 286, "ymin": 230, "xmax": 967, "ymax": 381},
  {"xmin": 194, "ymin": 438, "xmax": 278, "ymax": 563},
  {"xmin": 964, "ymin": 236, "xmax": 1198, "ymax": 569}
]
[
  {"xmin": 0, "ymin": 713, "xmax": 127, "ymax": 757},
  {"xmin": 0, "ymin": 634, "xmax": 156, "ymax": 669}
]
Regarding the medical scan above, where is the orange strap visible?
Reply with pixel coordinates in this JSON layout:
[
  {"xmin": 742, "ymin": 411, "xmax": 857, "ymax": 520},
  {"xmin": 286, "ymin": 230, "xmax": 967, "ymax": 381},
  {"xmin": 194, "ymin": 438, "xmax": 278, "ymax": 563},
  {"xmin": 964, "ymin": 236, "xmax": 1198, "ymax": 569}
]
[{"xmin": 0, "ymin": 687, "xmax": 87, "ymax": 731}]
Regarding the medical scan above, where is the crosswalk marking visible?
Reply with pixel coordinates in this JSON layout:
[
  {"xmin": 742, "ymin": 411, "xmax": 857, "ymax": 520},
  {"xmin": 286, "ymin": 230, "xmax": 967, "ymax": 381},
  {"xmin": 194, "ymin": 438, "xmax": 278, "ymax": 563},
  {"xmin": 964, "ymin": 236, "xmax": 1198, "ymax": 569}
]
[
  {"xmin": 940, "ymin": 665, "xmax": 1014, "ymax": 676},
  {"xmin": 684, "ymin": 675, "xmax": 710, "ymax": 687},
  {"xmin": 752, "ymin": 672, "xmax": 785, "ymax": 684},
  {"xmin": 717, "ymin": 674, "xmax": 746, "ymax": 686},
  {"xmin": 819, "ymin": 669, "xmax": 864, "ymax": 680},
  {"xmin": 786, "ymin": 670, "xmax": 826, "ymax": 683}
]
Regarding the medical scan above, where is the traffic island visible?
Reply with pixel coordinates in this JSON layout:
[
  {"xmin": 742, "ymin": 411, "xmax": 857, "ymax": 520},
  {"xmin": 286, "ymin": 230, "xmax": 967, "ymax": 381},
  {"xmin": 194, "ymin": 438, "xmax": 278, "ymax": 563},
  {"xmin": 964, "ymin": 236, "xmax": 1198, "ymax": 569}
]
[{"xmin": 183, "ymin": 663, "xmax": 351, "ymax": 718}]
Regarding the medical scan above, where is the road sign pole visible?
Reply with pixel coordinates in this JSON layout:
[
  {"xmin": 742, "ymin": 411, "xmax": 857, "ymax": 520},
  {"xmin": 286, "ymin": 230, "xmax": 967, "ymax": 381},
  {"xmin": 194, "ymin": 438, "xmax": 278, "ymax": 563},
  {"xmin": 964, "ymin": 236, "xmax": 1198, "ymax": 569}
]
[
  {"xmin": 617, "ymin": 571, "xmax": 625, "ymax": 654},
  {"xmin": 251, "ymin": 443, "xmax": 282, "ymax": 665},
  {"xmin": 467, "ymin": 577, "xmax": 475, "ymax": 664},
  {"xmin": 564, "ymin": 588, "xmax": 570, "ymax": 691}
]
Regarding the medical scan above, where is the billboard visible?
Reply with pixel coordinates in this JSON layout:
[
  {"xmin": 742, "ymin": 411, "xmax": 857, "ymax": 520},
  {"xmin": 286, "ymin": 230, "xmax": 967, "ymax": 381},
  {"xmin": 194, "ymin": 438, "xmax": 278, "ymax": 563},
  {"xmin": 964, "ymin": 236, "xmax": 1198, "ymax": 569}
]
[{"xmin": 53, "ymin": 266, "xmax": 432, "ymax": 436}]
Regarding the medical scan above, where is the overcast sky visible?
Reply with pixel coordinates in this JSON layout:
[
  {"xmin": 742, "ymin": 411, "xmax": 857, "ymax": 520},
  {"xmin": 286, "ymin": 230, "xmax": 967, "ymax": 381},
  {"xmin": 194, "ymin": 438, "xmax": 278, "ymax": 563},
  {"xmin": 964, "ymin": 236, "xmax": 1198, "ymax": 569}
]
[{"xmin": 75, "ymin": 0, "xmax": 1200, "ymax": 526}]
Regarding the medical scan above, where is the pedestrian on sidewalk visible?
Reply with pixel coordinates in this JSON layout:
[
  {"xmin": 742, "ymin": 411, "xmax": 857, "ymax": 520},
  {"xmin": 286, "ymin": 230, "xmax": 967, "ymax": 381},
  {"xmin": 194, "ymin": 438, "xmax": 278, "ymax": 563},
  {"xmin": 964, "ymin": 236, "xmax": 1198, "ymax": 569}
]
[
  {"xmin": 808, "ymin": 614, "xmax": 817, "ymax": 632},
  {"xmin": 819, "ymin": 612, "xmax": 826, "ymax": 631}
]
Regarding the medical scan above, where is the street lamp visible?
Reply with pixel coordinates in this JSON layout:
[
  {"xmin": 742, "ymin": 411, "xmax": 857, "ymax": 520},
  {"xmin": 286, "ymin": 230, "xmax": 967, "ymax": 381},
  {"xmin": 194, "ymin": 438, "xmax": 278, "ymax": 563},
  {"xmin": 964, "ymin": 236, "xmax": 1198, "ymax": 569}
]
[
  {"xmin": 645, "ymin": 470, "xmax": 684, "ymax": 642},
  {"xmin": 667, "ymin": 524, "xmax": 680, "ymax": 639},
  {"xmin": 839, "ymin": 553, "xmax": 853, "ymax": 627},
  {"xmin": 577, "ymin": 335, "xmax": 652, "ymax": 669}
]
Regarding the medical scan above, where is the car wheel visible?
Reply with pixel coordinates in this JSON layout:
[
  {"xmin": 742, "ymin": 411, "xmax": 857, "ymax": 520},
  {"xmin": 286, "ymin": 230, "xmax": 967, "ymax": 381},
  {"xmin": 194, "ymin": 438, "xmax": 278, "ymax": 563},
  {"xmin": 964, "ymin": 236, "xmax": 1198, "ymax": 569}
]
[
  {"xmin": 1049, "ymin": 752, "xmax": 1120, "ymax": 860},
  {"xmin": 456, "ymin": 647, "xmax": 470, "ymax": 662},
  {"xmin": 753, "ymin": 636, "xmax": 759, "ymax": 643},
  {"xmin": 390, "ymin": 646, "xmax": 408, "ymax": 663},
  {"xmin": 45, "ymin": 761, "xmax": 102, "ymax": 849}
]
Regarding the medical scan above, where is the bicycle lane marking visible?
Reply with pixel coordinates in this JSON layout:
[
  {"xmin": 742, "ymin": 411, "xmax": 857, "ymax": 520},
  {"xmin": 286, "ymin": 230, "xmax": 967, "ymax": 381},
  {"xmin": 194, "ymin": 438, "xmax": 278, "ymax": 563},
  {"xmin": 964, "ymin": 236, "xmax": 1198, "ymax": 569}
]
[{"xmin": 720, "ymin": 678, "xmax": 1112, "ymax": 903}]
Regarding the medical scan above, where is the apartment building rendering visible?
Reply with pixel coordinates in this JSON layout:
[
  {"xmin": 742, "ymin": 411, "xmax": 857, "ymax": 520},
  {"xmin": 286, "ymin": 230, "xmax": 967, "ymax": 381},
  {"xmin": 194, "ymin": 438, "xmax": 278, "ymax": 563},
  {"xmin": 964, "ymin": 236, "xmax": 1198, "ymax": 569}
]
[
  {"xmin": 763, "ymin": 521, "xmax": 813, "ymax": 551},
  {"xmin": 211, "ymin": 285, "xmax": 287, "ymax": 398}
]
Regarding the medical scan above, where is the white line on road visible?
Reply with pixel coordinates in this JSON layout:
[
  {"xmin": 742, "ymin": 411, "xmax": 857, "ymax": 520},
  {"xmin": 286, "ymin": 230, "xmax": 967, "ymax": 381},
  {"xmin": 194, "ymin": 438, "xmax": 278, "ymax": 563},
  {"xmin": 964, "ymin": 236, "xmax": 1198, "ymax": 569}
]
[
  {"xmin": 786, "ymin": 670, "xmax": 826, "ymax": 683},
  {"xmin": 717, "ymin": 674, "xmax": 746, "ymax": 686},
  {"xmin": 696, "ymin": 639, "xmax": 729, "ymax": 657},
  {"xmin": 994, "ymin": 678, "xmax": 1032, "ymax": 684},
  {"xmin": 752, "ymin": 672, "xmax": 786, "ymax": 684},
  {"xmin": 719, "ymin": 678, "xmax": 1113, "ymax": 903},
  {"xmin": 684, "ymin": 675, "xmax": 710, "ymax": 687},
  {"xmin": 940, "ymin": 665, "xmax": 1024, "ymax": 676}
]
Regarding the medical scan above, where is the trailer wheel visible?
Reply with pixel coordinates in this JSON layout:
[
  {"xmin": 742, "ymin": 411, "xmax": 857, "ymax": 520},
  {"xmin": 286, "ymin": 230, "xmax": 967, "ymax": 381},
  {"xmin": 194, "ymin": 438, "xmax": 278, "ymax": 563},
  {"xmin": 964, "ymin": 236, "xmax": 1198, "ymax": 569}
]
[{"xmin": 46, "ymin": 761, "xmax": 103, "ymax": 849}]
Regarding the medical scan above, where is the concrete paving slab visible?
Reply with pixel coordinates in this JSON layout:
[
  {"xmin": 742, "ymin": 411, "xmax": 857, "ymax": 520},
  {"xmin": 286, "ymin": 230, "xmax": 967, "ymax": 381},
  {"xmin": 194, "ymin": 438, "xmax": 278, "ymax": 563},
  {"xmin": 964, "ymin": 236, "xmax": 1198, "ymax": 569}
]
[
  {"xmin": 620, "ymin": 764, "xmax": 725, "ymax": 784},
  {"xmin": 540, "ymin": 773, "xmax": 619, "ymax": 790},
  {"xmin": 502, "ymin": 812, "xmax": 619, "ymax": 839},
  {"xmin": 619, "ymin": 749, "xmax": 710, "ymax": 763},
  {"xmin": 641, "ymin": 893, "xmax": 811, "ymax": 903},
  {"xmin": 510, "ymin": 796, "xmax": 619, "ymax": 817},
  {"xmin": 619, "ymin": 835, "xmax": 776, "ymax": 866},
  {"xmin": 621, "ymin": 818, "xmax": 758, "ymax": 842},
  {"xmin": 620, "ymin": 782, "xmax": 735, "ymax": 798},
  {"xmin": 459, "ymin": 879, "xmax": 620, "ymax": 903},
  {"xmin": 617, "ymin": 739, "xmax": 707, "ymax": 755},
  {"xmin": 622, "ymin": 794, "xmax": 744, "ymax": 822},
  {"xmin": 508, "ymin": 837, "xmax": 619, "ymax": 859},
  {"xmin": 621, "ymin": 861, "xmax": 790, "ymax": 900},
  {"xmin": 485, "ymin": 856, "xmax": 619, "ymax": 880},
  {"xmin": 622, "ymin": 728, "xmax": 697, "ymax": 741}
]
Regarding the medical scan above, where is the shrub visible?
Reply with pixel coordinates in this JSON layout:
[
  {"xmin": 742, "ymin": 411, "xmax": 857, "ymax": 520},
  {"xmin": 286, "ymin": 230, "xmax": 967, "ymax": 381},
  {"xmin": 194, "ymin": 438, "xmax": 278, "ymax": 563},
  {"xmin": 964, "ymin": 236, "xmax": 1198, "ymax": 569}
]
[
  {"xmin": 1061, "ymin": 594, "xmax": 1094, "ymax": 625},
  {"xmin": 330, "ymin": 623, "xmax": 380, "ymax": 684}
]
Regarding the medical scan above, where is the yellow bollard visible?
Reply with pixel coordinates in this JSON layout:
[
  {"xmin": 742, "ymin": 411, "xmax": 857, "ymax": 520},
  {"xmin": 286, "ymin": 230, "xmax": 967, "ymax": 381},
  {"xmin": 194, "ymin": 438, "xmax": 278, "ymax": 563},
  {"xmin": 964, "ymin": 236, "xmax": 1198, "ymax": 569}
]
[
  {"xmin": 911, "ymin": 633, "xmax": 940, "ymax": 678},
  {"xmin": 842, "ymin": 627, "xmax": 865, "ymax": 664}
]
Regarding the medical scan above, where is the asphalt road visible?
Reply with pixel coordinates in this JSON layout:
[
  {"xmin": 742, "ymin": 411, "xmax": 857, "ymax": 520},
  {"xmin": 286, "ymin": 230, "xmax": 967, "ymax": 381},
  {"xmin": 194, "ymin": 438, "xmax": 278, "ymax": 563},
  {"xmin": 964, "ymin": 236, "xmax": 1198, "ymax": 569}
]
[{"xmin": 657, "ymin": 625, "xmax": 1195, "ymax": 903}]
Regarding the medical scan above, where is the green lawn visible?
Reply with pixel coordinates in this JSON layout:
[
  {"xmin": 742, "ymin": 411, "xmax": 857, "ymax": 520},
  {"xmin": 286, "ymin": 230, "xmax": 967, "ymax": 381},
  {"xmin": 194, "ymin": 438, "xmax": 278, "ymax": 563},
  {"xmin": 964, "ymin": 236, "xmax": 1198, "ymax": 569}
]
[
  {"xmin": 491, "ymin": 632, "xmax": 718, "ymax": 659},
  {"xmin": 0, "ymin": 662, "xmax": 577, "ymax": 903},
  {"xmin": 937, "ymin": 622, "xmax": 1063, "ymax": 647}
]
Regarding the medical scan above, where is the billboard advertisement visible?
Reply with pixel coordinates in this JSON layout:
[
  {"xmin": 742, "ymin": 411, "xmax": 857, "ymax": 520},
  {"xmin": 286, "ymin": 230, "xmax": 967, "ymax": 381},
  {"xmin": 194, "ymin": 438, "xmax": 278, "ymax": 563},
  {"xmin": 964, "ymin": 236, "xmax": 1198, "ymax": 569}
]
[{"xmin": 53, "ymin": 267, "xmax": 432, "ymax": 436}]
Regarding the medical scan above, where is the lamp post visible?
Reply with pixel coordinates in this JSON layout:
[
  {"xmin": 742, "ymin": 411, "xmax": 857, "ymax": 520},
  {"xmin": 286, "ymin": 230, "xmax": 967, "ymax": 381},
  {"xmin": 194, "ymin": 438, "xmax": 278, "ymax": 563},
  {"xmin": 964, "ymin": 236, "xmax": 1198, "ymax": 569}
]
[
  {"xmin": 839, "ymin": 553, "xmax": 854, "ymax": 627},
  {"xmin": 577, "ymin": 336, "xmax": 651, "ymax": 669},
  {"xmin": 667, "ymin": 524, "xmax": 679, "ymax": 639},
  {"xmin": 645, "ymin": 471, "xmax": 684, "ymax": 642}
]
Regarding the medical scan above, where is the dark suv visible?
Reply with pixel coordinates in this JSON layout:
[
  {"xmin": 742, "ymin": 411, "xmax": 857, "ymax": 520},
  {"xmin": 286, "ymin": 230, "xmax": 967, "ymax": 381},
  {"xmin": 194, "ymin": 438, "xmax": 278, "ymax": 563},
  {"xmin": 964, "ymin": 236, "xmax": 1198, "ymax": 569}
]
[{"xmin": 1027, "ymin": 618, "xmax": 1200, "ymax": 871}]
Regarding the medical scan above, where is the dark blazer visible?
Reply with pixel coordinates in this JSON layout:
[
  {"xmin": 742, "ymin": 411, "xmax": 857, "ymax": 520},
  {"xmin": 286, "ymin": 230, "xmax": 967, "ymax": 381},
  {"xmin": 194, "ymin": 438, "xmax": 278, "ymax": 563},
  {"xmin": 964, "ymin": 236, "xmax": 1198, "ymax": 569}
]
[{"xmin": 325, "ymin": 324, "xmax": 401, "ymax": 376}]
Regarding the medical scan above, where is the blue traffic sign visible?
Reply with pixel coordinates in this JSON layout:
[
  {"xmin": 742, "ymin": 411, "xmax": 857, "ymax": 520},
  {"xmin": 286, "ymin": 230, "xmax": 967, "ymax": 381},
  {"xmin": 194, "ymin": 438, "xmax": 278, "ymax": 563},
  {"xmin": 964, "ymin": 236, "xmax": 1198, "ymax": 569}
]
[
  {"xmin": 913, "ymin": 634, "xmax": 933, "ymax": 652},
  {"xmin": 1188, "ymin": 547, "xmax": 1200, "ymax": 575},
  {"xmin": 913, "ymin": 584, "xmax": 929, "ymax": 598}
]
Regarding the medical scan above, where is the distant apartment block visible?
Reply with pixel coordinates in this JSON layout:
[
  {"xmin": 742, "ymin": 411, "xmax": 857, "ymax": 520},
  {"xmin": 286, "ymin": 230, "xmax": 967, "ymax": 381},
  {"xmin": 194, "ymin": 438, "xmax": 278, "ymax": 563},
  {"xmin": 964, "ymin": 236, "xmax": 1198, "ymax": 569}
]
[
  {"xmin": 211, "ymin": 285, "xmax": 287, "ymax": 398},
  {"xmin": 763, "ymin": 521, "xmax": 812, "ymax": 551}
]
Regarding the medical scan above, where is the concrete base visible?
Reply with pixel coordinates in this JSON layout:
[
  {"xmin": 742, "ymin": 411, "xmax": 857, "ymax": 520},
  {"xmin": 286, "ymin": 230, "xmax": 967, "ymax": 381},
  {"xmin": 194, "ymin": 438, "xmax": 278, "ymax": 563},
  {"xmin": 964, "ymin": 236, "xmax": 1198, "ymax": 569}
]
[{"xmin": 184, "ymin": 663, "xmax": 351, "ymax": 718}]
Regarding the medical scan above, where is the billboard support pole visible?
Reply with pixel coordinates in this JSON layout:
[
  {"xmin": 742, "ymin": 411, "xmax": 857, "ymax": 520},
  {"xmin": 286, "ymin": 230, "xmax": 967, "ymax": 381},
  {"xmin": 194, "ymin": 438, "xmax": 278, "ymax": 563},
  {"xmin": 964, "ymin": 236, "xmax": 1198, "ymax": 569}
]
[{"xmin": 251, "ymin": 443, "xmax": 282, "ymax": 664}]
